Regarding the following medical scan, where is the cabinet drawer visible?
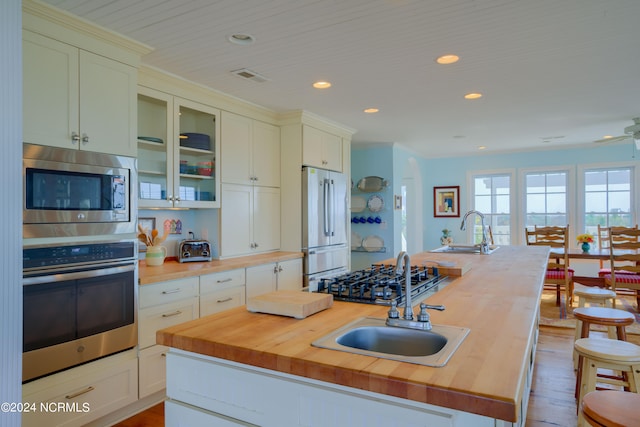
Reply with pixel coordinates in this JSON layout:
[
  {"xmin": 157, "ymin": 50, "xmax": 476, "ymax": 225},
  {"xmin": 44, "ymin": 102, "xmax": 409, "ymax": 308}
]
[
  {"xmin": 139, "ymin": 277, "xmax": 199, "ymax": 309},
  {"xmin": 139, "ymin": 298, "xmax": 199, "ymax": 348},
  {"xmin": 200, "ymin": 285, "xmax": 246, "ymax": 317},
  {"xmin": 23, "ymin": 351, "xmax": 137, "ymax": 427},
  {"xmin": 139, "ymin": 345, "xmax": 169, "ymax": 398},
  {"xmin": 200, "ymin": 269, "xmax": 245, "ymax": 294}
]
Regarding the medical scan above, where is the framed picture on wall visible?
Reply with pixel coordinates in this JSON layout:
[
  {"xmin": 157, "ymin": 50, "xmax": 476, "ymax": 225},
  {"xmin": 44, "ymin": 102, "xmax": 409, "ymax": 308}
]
[{"xmin": 434, "ymin": 186, "xmax": 460, "ymax": 217}]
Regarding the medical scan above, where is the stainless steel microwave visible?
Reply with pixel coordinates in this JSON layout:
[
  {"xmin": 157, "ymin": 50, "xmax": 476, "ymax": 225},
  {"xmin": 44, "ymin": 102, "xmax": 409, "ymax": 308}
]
[{"xmin": 23, "ymin": 143, "xmax": 137, "ymax": 238}]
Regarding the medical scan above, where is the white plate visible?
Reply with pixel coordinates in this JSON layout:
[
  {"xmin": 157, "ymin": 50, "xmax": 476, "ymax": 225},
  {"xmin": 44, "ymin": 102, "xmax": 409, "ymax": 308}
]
[
  {"xmin": 367, "ymin": 195, "xmax": 384, "ymax": 212},
  {"xmin": 351, "ymin": 231, "xmax": 362, "ymax": 250},
  {"xmin": 351, "ymin": 196, "xmax": 366, "ymax": 213},
  {"xmin": 362, "ymin": 235, "xmax": 384, "ymax": 252}
]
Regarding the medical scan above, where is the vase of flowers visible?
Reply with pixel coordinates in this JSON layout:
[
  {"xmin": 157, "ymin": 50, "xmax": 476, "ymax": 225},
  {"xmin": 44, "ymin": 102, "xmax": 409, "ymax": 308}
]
[
  {"xmin": 576, "ymin": 233, "xmax": 594, "ymax": 253},
  {"xmin": 138, "ymin": 224, "xmax": 168, "ymax": 266},
  {"xmin": 441, "ymin": 228, "xmax": 453, "ymax": 246}
]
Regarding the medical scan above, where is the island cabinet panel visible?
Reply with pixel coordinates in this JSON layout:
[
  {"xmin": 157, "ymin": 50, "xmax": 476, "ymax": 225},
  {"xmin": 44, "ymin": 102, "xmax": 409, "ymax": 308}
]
[{"xmin": 166, "ymin": 350, "xmax": 499, "ymax": 427}]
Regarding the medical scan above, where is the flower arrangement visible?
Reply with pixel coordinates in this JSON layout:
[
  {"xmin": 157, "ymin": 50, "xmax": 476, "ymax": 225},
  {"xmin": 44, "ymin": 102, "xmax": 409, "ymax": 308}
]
[
  {"xmin": 138, "ymin": 224, "xmax": 168, "ymax": 247},
  {"xmin": 576, "ymin": 233, "xmax": 594, "ymax": 244}
]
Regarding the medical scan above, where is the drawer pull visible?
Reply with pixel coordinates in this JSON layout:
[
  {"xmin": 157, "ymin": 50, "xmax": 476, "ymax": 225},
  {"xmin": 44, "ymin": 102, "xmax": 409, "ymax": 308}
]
[
  {"xmin": 162, "ymin": 310, "xmax": 182, "ymax": 317},
  {"xmin": 65, "ymin": 386, "xmax": 95, "ymax": 399},
  {"xmin": 216, "ymin": 278, "xmax": 233, "ymax": 283},
  {"xmin": 216, "ymin": 297, "xmax": 233, "ymax": 303},
  {"xmin": 162, "ymin": 288, "xmax": 182, "ymax": 294}
]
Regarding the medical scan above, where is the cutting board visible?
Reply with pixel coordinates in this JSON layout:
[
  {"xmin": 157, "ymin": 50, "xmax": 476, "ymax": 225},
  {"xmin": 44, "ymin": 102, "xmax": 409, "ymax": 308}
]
[{"xmin": 247, "ymin": 290, "xmax": 333, "ymax": 319}]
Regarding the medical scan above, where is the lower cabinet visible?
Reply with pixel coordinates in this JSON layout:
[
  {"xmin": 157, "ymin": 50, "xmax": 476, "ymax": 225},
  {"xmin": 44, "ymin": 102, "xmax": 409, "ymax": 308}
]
[
  {"xmin": 245, "ymin": 259, "xmax": 302, "ymax": 298},
  {"xmin": 138, "ymin": 345, "xmax": 169, "ymax": 399},
  {"xmin": 200, "ymin": 269, "xmax": 246, "ymax": 317},
  {"xmin": 166, "ymin": 400, "xmax": 255, "ymax": 426},
  {"xmin": 22, "ymin": 350, "xmax": 138, "ymax": 427}
]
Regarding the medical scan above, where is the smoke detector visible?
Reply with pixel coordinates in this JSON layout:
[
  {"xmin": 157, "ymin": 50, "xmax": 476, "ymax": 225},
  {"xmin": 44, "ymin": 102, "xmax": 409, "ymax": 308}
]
[{"xmin": 231, "ymin": 68, "xmax": 269, "ymax": 83}]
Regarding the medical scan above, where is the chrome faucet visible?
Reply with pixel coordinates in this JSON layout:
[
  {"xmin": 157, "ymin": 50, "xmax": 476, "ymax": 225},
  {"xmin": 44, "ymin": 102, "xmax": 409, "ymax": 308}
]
[
  {"xmin": 386, "ymin": 251, "xmax": 445, "ymax": 330},
  {"xmin": 460, "ymin": 210, "xmax": 490, "ymax": 254}
]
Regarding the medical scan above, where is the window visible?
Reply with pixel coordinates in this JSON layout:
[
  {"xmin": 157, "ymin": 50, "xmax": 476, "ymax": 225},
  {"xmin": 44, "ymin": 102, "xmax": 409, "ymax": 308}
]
[
  {"xmin": 524, "ymin": 171, "xmax": 568, "ymax": 227},
  {"xmin": 470, "ymin": 173, "xmax": 512, "ymax": 245},
  {"xmin": 583, "ymin": 167, "xmax": 633, "ymax": 241}
]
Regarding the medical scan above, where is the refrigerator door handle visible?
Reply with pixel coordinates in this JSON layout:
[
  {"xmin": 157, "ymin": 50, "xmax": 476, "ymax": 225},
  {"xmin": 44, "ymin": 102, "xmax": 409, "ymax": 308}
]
[
  {"xmin": 323, "ymin": 179, "xmax": 330, "ymax": 236},
  {"xmin": 329, "ymin": 179, "xmax": 335, "ymax": 236}
]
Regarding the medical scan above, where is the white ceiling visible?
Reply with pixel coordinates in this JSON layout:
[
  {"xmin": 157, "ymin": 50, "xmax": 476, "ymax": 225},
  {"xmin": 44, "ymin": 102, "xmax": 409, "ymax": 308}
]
[{"xmin": 40, "ymin": 0, "xmax": 640, "ymax": 158}]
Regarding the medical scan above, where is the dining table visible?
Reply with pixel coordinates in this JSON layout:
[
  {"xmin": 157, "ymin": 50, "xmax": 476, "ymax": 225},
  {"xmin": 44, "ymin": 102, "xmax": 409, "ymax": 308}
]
[{"xmin": 550, "ymin": 247, "xmax": 638, "ymax": 287}]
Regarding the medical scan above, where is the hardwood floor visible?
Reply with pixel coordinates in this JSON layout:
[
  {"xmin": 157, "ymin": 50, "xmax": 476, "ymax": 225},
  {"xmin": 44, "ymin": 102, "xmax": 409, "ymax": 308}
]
[{"xmin": 115, "ymin": 326, "xmax": 640, "ymax": 426}]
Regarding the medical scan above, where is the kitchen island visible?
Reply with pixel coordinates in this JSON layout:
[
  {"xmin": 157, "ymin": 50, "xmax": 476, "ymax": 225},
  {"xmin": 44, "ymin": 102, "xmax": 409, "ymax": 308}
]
[{"xmin": 157, "ymin": 245, "xmax": 549, "ymax": 426}]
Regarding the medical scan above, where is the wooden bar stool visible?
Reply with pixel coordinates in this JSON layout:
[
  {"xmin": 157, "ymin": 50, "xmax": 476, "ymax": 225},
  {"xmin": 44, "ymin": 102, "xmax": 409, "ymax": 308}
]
[
  {"xmin": 572, "ymin": 306, "xmax": 635, "ymax": 369},
  {"xmin": 580, "ymin": 390, "xmax": 640, "ymax": 427},
  {"xmin": 573, "ymin": 287, "xmax": 617, "ymax": 309},
  {"xmin": 574, "ymin": 338, "xmax": 640, "ymax": 409}
]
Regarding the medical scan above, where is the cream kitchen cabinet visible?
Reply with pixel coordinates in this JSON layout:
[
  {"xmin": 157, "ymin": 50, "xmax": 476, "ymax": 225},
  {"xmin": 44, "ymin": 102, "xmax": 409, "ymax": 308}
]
[
  {"xmin": 138, "ymin": 86, "xmax": 220, "ymax": 208},
  {"xmin": 200, "ymin": 269, "xmax": 246, "ymax": 317},
  {"xmin": 219, "ymin": 184, "xmax": 281, "ymax": 258},
  {"xmin": 220, "ymin": 111, "xmax": 280, "ymax": 187},
  {"xmin": 302, "ymin": 125, "xmax": 343, "ymax": 172},
  {"xmin": 23, "ymin": 30, "xmax": 137, "ymax": 157},
  {"xmin": 138, "ymin": 277, "xmax": 199, "ymax": 398},
  {"xmin": 246, "ymin": 258, "xmax": 302, "ymax": 299},
  {"xmin": 22, "ymin": 350, "xmax": 138, "ymax": 427}
]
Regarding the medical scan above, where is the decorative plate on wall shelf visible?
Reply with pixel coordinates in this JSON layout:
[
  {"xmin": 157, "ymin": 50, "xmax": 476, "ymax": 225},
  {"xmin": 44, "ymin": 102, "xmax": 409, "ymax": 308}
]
[
  {"xmin": 351, "ymin": 231, "xmax": 362, "ymax": 250},
  {"xmin": 367, "ymin": 195, "xmax": 384, "ymax": 212},
  {"xmin": 351, "ymin": 196, "xmax": 366, "ymax": 213},
  {"xmin": 362, "ymin": 235, "xmax": 384, "ymax": 252}
]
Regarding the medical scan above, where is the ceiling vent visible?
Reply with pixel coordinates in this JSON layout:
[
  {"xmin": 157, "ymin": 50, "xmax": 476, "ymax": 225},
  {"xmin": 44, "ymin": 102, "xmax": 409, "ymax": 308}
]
[{"xmin": 231, "ymin": 68, "xmax": 269, "ymax": 83}]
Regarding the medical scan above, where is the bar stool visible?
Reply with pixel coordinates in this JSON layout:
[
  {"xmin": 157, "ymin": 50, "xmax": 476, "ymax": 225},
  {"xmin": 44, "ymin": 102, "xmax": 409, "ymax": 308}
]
[
  {"xmin": 572, "ymin": 306, "xmax": 635, "ymax": 369},
  {"xmin": 574, "ymin": 338, "xmax": 640, "ymax": 409},
  {"xmin": 573, "ymin": 287, "xmax": 617, "ymax": 309},
  {"xmin": 580, "ymin": 390, "xmax": 640, "ymax": 427}
]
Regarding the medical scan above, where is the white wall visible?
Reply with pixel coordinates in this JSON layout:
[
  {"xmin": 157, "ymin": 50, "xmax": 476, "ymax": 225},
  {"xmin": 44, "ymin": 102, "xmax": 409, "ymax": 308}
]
[{"xmin": 1, "ymin": 1, "xmax": 23, "ymax": 425}]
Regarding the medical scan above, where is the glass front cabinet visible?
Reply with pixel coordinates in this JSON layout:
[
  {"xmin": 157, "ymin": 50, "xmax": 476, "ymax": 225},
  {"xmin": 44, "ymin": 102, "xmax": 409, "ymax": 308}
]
[{"xmin": 137, "ymin": 86, "xmax": 220, "ymax": 208}]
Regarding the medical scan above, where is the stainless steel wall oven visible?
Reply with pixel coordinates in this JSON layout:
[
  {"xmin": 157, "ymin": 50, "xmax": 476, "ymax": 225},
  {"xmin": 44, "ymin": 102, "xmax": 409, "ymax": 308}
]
[
  {"xmin": 22, "ymin": 241, "xmax": 137, "ymax": 382},
  {"xmin": 23, "ymin": 143, "xmax": 136, "ymax": 238}
]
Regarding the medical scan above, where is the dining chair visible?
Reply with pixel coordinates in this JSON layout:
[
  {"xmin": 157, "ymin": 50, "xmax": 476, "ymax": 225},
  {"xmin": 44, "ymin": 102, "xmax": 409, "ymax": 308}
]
[
  {"xmin": 603, "ymin": 227, "xmax": 640, "ymax": 308},
  {"xmin": 525, "ymin": 225, "xmax": 574, "ymax": 306},
  {"xmin": 598, "ymin": 224, "xmax": 639, "ymax": 277}
]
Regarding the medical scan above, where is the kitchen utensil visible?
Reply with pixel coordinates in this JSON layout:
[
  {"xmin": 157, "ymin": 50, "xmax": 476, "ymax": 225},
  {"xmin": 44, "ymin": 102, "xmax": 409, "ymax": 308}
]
[
  {"xmin": 356, "ymin": 176, "xmax": 388, "ymax": 192},
  {"xmin": 362, "ymin": 235, "xmax": 384, "ymax": 252},
  {"xmin": 367, "ymin": 195, "xmax": 384, "ymax": 212},
  {"xmin": 351, "ymin": 196, "xmax": 366, "ymax": 212}
]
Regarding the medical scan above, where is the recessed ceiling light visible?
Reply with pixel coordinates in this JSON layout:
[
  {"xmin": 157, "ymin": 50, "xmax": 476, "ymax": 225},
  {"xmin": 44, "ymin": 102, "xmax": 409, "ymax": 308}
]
[
  {"xmin": 478, "ymin": 145, "xmax": 487, "ymax": 150},
  {"xmin": 313, "ymin": 81, "xmax": 332, "ymax": 89},
  {"xmin": 227, "ymin": 34, "xmax": 255, "ymax": 45},
  {"xmin": 363, "ymin": 108, "xmax": 379, "ymax": 114},
  {"xmin": 602, "ymin": 135, "xmax": 614, "ymax": 140},
  {"xmin": 464, "ymin": 92, "xmax": 483, "ymax": 100},
  {"xmin": 436, "ymin": 54, "xmax": 460, "ymax": 65}
]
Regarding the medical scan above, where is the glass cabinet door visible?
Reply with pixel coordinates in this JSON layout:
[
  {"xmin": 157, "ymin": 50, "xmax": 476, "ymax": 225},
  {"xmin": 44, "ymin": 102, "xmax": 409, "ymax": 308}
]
[
  {"xmin": 137, "ymin": 88, "xmax": 173, "ymax": 208},
  {"xmin": 173, "ymin": 98, "xmax": 220, "ymax": 208}
]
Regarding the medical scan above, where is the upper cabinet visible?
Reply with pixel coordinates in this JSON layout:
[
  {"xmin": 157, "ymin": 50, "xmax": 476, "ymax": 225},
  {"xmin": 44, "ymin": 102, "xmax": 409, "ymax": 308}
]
[
  {"xmin": 23, "ymin": 30, "xmax": 137, "ymax": 157},
  {"xmin": 138, "ymin": 86, "xmax": 221, "ymax": 209},
  {"xmin": 302, "ymin": 125, "xmax": 343, "ymax": 172},
  {"xmin": 221, "ymin": 111, "xmax": 280, "ymax": 187}
]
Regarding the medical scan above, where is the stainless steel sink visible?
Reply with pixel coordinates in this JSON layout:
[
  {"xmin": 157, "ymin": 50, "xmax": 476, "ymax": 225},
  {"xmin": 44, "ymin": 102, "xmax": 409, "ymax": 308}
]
[
  {"xmin": 430, "ymin": 244, "xmax": 500, "ymax": 254},
  {"xmin": 312, "ymin": 317, "xmax": 470, "ymax": 367}
]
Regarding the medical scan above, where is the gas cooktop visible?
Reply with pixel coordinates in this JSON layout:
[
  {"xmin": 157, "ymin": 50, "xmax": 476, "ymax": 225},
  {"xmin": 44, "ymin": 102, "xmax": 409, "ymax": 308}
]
[{"xmin": 316, "ymin": 264, "xmax": 448, "ymax": 306}]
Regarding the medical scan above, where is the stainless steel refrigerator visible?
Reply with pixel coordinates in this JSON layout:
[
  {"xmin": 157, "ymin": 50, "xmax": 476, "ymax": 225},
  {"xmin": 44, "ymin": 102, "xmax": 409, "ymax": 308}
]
[{"xmin": 302, "ymin": 166, "xmax": 349, "ymax": 290}]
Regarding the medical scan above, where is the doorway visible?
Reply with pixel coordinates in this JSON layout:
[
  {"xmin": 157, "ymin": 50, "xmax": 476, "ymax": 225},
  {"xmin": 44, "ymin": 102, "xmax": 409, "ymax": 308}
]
[{"xmin": 401, "ymin": 158, "xmax": 423, "ymax": 254}]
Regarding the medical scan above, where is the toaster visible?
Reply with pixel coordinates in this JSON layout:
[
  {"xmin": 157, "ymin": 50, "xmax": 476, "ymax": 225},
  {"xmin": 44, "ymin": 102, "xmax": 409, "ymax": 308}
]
[{"xmin": 178, "ymin": 239, "xmax": 212, "ymax": 263}]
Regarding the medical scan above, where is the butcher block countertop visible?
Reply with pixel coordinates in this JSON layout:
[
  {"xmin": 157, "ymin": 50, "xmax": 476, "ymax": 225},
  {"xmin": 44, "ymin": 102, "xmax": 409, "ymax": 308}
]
[
  {"xmin": 139, "ymin": 251, "xmax": 302, "ymax": 285},
  {"xmin": 157, "ymin": 245, "xmax": 549, "ymax": 422}
]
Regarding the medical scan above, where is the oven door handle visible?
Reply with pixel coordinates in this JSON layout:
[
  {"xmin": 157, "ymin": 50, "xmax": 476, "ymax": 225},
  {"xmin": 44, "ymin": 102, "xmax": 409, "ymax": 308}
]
[{"xmin": 23, "ymin": 262, "xmax": 135, "ymax": 286}]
